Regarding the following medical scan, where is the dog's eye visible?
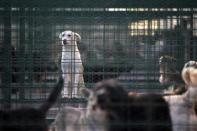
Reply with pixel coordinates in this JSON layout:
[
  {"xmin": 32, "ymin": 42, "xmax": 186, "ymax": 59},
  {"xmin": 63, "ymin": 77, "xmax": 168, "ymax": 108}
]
[
  {"xmin": 67, "ymin": 34, "xmax": 71, "ymax": 37},
  {"xmin": 62, "ymin": 34, "xmax": 65, "ymax": 37}
]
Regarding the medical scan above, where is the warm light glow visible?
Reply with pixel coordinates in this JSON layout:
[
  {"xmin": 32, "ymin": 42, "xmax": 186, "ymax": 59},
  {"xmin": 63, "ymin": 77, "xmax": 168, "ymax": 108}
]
[{"xmin": 128, "ymin": 20, "xmax": 159, "ymax": 36}]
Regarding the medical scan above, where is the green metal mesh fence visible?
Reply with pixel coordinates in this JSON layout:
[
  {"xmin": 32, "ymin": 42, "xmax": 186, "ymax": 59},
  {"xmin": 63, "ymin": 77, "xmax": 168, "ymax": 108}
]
[{"xmin": 0, "ymin": 0, "xmax": 197, "ymax": 122}]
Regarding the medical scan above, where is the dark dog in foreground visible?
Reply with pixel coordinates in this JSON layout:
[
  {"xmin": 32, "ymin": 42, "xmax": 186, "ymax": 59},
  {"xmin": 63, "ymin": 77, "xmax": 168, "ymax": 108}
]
[
  {"xmin": 0, "ymin": 77, "xmax": 63, "ymax": 131},
  {"xmin": 51, "ymin": 79, "xmax": 172, "ymax": 131},
  {"xmin": 82, "ymin": 80, "xmax": 172, "ymax": 131}
]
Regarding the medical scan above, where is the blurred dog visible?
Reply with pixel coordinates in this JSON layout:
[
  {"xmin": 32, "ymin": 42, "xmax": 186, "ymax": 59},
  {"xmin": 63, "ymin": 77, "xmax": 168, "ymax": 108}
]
[
  {"xmin": 82, "ymin": 79, "xmax": 172, "ymax": 131},
  {"xmin": 0, "ymin": 76, "xmax": 63, "ymax": 131},
  {"xmin": 159, "ymin": 55, "xmax": 186, "ymax": 95},
  {"xmin": 59, "ymin": 30, "xmax": 85, "ymax": 98},
  {"xmin": 49, "ymin": 106, "xmax": 106, "ymax": 131},
  {"xmin": 51, "ymin": 61, "xmax": 197, "ymax": 131},
  {"xmin": 164, "ymin": 61, "xmax": 197, "ymax": 131}
]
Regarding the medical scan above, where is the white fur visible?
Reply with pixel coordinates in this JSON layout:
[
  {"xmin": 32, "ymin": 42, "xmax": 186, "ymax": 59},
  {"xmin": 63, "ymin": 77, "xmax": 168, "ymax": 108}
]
[{"xmin": 59, "ymin": 30, "xmax": 85, "ymax": 98}]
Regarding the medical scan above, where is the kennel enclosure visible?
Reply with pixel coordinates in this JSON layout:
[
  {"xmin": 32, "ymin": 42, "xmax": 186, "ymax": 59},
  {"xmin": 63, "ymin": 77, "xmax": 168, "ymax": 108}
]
[{"xmin": 0, "ymin": 0, "xmax": 197, "ymax": 120}]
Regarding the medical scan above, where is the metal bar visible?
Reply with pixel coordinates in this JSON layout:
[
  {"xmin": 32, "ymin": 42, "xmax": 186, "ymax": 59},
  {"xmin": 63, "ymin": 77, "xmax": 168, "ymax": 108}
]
[
  {"xmin": 0, "ymin": 0, "xmax": 197, "ymax": 8},
  {"xmin": 2, "ymin": 1, "xmax": 12, "ymax": 109},
  {"xmin": 0, "ymin": 10, "xmax": 196, "ymax": 19},
  {"xmin": 18, "ymin": 7, "xmax": 26, "ymax": 100}
]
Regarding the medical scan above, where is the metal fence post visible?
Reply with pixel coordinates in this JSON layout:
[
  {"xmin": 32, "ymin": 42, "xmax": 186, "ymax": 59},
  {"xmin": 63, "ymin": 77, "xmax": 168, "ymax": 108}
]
[{"xmin": 2, "ymin": 1, "xmax": 12, "ymax": 109}]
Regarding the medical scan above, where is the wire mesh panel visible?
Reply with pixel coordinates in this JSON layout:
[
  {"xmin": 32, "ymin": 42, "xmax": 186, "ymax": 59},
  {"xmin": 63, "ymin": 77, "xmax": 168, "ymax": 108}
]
[
  {"xmin": 0, "ymin": 1, "xmax": 196, "ymax": 104},
  {"xmin": 0, "ymin": 0, "xmax": 197, "ymax": 129}
]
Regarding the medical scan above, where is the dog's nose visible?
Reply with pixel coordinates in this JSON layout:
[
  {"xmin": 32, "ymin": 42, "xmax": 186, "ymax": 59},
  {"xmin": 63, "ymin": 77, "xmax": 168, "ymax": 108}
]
[{"xmin": 63, "ymin": 39, "xmax": 67, "ymax": 45}]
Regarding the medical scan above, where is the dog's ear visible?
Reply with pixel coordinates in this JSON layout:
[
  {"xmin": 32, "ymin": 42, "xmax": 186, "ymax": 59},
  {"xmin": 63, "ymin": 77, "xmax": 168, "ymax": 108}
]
[
  {"xmin": 189, "ymin": 67, "xmax": 197, "ymax": 86},
  {"xmin": 182, "ymin": 61, "xmax": 197, "ymax": 86},
  {"xmin": 182, "ymin": 66, "xmax": 190, "ymax": 85},
  {"xmin": 74, "ymin": 32, "xmax": 81, "ymax": 42},
  {"xmin": 81, "ymin": 88, "xmax": 91, "ymax": 98},
  {"xmin": 59, "ymin": 33, "xmax": 62, "ymax": 39},
  {"xmin": 182, "ymin": 61, "xmax": 195, "ymax": 85}
]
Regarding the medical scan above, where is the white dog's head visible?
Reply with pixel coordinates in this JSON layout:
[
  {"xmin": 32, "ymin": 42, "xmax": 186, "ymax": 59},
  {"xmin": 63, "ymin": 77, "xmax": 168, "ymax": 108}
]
[
  {"xmin": 182, "ymin": 61, "xmax": 197, "ymax": 87},
  {"xmin": 59, "ymin": 30, "xmax": 81, "ymax": 46}
]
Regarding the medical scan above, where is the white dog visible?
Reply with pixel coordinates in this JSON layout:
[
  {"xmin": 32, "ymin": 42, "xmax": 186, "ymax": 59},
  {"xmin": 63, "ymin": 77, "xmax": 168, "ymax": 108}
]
[
  {"xmin": 59, "ymin": 30, "xmax": 85, "ymax": 98},
  {"xmin": 164, "ymin": 61, "xmax": 197, "ymax": 131}
]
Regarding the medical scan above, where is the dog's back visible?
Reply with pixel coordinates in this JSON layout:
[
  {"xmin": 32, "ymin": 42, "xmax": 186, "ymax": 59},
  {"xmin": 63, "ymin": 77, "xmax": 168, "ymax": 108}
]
[
  {"xmin": 128, "ymin": 93, "xmax": 172, "ymax": 131},
  {"xmin": 107, "ymin": 93, "xmax": 172, "ymax": 131},
  {"xmin": 0, "ymin": 77, "xmax": 63, "ymax": 131}
]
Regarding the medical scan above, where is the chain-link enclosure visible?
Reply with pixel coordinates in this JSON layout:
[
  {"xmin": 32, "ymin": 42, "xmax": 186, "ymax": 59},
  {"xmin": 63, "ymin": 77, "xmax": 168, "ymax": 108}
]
[{"xmin": 0, "ymin": 0, "xmax": 197, "ymax": 127}]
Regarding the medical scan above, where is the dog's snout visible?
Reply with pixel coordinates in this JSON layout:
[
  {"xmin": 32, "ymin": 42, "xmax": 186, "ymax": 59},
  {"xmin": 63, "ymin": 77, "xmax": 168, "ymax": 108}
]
[{"xmin": 63, "ymin": 39, "xmax": 67, "ymax": 45}]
